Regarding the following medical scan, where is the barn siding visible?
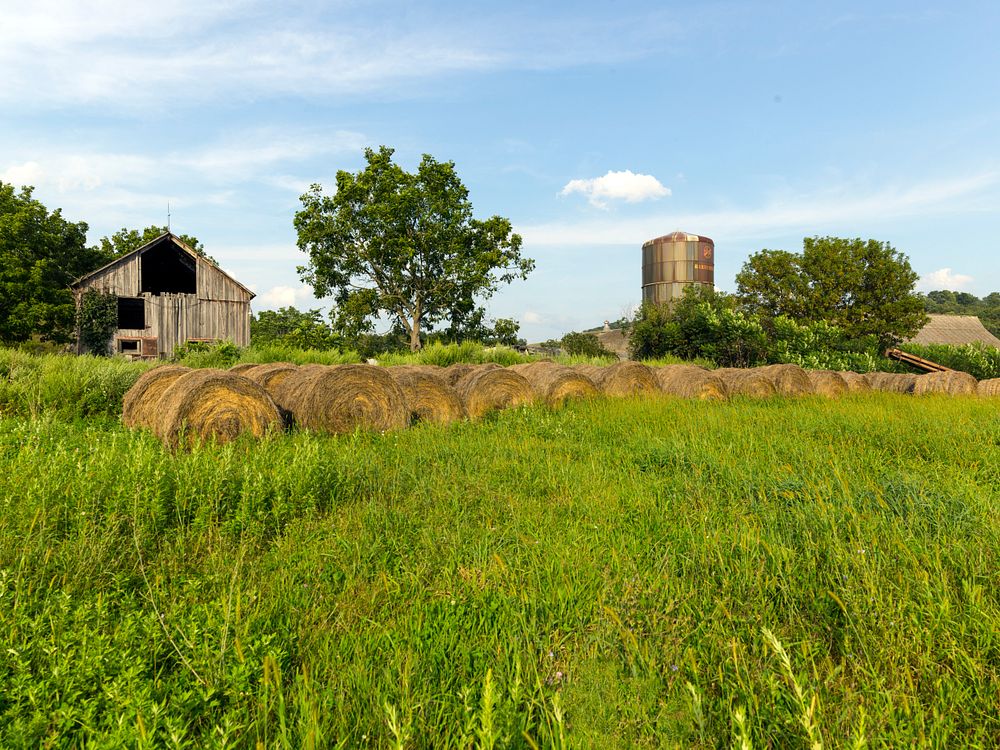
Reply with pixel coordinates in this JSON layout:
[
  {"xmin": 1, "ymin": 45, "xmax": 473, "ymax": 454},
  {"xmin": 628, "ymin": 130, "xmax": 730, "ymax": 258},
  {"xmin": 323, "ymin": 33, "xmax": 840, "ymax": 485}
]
[
  {"xmin": 83, "ymin": 255, "xmax": 141, "ymax": 296},
  {"xmin": 196, "ymin": 258, "xmax": 252, "ymax": 302}
]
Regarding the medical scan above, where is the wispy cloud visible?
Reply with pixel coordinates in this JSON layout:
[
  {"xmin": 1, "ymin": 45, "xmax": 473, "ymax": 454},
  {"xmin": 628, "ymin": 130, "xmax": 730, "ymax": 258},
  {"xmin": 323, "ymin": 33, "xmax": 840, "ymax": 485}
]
[
  {"xmin": 560, "ymin": 170, "xmax": 670, "ymax": 209},
  {"xmin": 0, "ymin": 128, "xmax": 366, "ymax": 230},
  {"xmin": 524, "ymin": 172, "xmax": 1000, "ymax": 245},
  {"xmin": 917, "ymin": 268, "xmax": 974, "ymax": 291},
  {"xmin": 0, "ymin": 2, "xmax": 684, "ymax": 109}
]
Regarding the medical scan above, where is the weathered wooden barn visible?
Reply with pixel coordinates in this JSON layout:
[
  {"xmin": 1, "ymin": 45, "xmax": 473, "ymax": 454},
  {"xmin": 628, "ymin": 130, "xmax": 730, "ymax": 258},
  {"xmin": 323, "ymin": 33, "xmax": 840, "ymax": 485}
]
[{"xmin": 72, "ymin": 232, "xmax": 253, "ymax": 358}]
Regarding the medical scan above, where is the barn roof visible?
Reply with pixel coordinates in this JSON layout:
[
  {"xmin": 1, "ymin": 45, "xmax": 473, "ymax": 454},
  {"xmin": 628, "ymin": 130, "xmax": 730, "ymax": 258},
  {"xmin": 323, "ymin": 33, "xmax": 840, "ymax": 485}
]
[
  {"xmin": 906, "ymin": 314, "xmax": 1000, "ymax": 348},
  {"xmin": 72, "ymin": 231, "xmax": 255, "ymax": 300}
]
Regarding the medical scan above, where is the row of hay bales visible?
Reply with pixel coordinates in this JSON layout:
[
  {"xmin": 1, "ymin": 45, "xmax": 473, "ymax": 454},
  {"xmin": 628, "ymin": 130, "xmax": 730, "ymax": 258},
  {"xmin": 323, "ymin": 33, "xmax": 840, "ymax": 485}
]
[{"xmin": 122, "ymin": 360, "xmax": 999, "ymax": 446}]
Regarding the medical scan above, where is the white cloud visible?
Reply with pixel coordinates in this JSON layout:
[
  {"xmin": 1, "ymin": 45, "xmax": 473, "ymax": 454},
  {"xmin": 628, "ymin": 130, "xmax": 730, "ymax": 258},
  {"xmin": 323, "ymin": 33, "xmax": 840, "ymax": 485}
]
[
  {"xmin": 0, "ymin": 161, "xmax": 46, "ymax": 187},
  {"xmin": 522, "ymin": 310, "xmax": 543, "ymax": 324},
  {"xmin": 560, "ymin": 170, "xmax": 670, "ymax": 208},
  {"xmin": 528, "ymin": 171, "xmax": 1000, "ymax": 245},
  {"xmin": 917, "ymin": 268, "xmax": 974, "ymax": 291},
  {"xmin": 256, "ymin": 284, "xmax": 315, "ymax": 309}
]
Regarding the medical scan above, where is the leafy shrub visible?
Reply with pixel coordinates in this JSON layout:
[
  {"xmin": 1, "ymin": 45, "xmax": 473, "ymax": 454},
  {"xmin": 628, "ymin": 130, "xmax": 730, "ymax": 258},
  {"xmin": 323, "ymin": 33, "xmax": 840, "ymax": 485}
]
[
  {"xmin": 76, "ymin": 289, "xmax": 118, "ymax": 355},
  {"xmin": 561, "ymin": 332, "xmax": 616, "ymax": 359},
  {"xmin": 628, "ymin": 288, "xmax": 897, "ymax": 371},
  {"xmin": 172, "ymin": 340, "xmax": 242, "ymax": 368}
]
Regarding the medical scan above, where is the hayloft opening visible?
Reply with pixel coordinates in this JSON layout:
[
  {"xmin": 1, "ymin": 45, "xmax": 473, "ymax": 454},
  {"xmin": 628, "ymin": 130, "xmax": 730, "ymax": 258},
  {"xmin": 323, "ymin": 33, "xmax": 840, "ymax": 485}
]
[
  {"xmin": 117, "ymin": 297, "xmax": 145, "ymax": 329},
  {"xmin": 140, "ymin": 239, "xmax": 196, "ymax": 295}
]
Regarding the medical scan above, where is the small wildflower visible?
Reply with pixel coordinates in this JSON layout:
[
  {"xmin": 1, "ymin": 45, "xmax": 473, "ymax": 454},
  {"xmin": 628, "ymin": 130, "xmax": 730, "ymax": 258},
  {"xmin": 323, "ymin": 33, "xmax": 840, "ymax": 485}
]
[{"xmin": 671, "ymin": 664, "xmax": 679, "ymax": 672}]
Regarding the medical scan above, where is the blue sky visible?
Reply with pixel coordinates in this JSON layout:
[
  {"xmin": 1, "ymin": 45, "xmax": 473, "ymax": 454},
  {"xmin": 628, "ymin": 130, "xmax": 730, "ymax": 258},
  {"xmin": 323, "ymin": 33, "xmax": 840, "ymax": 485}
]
[{"xmin": 2, "ymin": 0, "xmax": 998, "ymax": 341}]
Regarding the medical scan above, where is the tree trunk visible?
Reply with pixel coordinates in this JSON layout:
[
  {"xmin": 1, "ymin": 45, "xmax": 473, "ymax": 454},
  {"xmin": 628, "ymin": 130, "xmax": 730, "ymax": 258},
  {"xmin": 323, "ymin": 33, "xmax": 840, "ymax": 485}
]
[{"xmin": 409, "ymin": 300, "xmax": 422, "ymax": 351}]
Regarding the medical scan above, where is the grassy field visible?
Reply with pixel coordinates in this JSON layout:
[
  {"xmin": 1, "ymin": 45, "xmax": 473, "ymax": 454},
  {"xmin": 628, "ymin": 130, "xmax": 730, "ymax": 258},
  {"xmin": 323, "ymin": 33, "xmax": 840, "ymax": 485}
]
[{"xmin": 1, "ymin": 355, "xmax": 998, "ymax": 748}]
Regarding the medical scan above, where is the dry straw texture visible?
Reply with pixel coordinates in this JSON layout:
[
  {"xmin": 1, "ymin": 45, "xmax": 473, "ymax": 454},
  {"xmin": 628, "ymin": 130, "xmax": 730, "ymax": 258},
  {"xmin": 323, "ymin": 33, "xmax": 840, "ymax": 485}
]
[
  {"xmin": 806, "ymin": 370, "xmax": 850, "ymax": 398},
  {"xmin": 455, "ymin": 368, "xmax": 535, "ymax": 419},
  {"xmin": 978, "ymin": 378, "xmax": 1000, "ymax": 397},
  {"xmin": 575, "ymin": 362, "xmax": 660, "ymax": 397},
  {"xmin": 912, "ymin": 370, "xmax": 979, "ymax": 396},
  {"xmin": 228, "ymin": 363, "xmax": 260, "ymax": 375},
  {"xmin": 864, "ymin": 372, "xmax": 918, "ymax": 393},
  {"xmin": 444, "ymin": 362, "xmax": 501, "ymax": 387},
  {"xmin": 388, "ymin": 366, "xmax": 465, "ymax": 424},
  {"xmin": 271, "ymin": 364, "xmax": 409, "ymax": 434},
  {"xmin": 755, "ymin": 364, "xmax": 815, "ymax": 396},
  {"xmin": 838, "ymin": 371, "xmax": 872, "ymax": 393},
  {"xmin": 714, "ymin": 368, "xmax": 778, "ymax": 398},
  {"xmin": 244, "ymin": 362, "xmax": 299, "ymax": 392},
  {"xmin": 155, "ymin": 369, "xmax": 283, "ymax": 447},
  {"xmin": 508, "ymin": 362, "xmax": 599, "ymax": 407},
  {"xmin": 654, "ymin": 365, "xmax": 728, "ymax": 401},
  {"xmin": 121, "ymin": 365, "xmax": 191, "ymax": 429}
]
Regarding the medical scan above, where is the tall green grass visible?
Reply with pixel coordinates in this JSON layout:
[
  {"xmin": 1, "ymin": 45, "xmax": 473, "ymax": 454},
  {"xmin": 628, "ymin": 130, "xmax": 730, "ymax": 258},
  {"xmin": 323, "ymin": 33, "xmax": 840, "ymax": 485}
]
[{"xmin": 1, "ymin": 394, "xmax": 998, "ymax": 747}]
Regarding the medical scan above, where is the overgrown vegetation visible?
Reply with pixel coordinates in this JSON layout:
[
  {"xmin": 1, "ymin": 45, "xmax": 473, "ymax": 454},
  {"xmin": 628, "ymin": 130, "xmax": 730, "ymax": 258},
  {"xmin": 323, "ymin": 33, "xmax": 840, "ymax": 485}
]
[
  {"xmin": 898, "ymin": 341, "xmax": 1000, "ymax": 380},
  {"xmin": 75, "ymin": 289, "xmax": 118, "ymax": 355},
  {"xmin": 1, "ymin": 378, "xmax": 997, "ymax": 746},
  {"xmin": 629, "ymin": 288, "xmax": 892, "ymax": 371},
  {"xmin": 560, "ymin": 331, "xmax": 616, "ymax": 359}
]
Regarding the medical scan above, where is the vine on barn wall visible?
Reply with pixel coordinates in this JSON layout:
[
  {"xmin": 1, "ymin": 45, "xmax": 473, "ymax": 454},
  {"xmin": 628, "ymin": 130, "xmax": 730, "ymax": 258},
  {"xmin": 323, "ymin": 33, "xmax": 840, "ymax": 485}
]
[{"xmin": 77, "ymin": 290, "xmax": 118, "ymax": 355}]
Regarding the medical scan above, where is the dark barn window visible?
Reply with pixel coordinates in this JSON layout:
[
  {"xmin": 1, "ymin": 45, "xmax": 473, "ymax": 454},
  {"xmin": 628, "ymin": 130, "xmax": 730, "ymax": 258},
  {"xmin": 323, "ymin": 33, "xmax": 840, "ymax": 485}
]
[
  {"xmin": 140, "ymin": 239, "xmax": 196, "ymax": 295},
  {"xmin": 117, "ymin": 297, "xmax": 145, "ymax": 329},
  {"xmin": 118, "ymin": 339, "xmax": 140, "ymax": 353}
]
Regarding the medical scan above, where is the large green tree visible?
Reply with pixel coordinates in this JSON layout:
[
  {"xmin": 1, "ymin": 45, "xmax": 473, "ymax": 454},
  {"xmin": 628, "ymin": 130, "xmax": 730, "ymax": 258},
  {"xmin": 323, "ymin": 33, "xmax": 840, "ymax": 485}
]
[
  {"xmin": 736, "ymin": 236, "xmax": 926, "ymax": 347},
  {"xmin": 0, "ymin": 183, "xmax": 108, "ymax": 343},
  {"xmin": 295, "ymin": 146, "xmax": 533, "ymax": 351}
]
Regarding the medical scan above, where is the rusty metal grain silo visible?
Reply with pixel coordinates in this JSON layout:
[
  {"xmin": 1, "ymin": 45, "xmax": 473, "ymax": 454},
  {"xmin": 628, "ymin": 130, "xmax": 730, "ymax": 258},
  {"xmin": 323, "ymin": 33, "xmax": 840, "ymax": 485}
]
[{"xmin": 641, "ymin": 231, "xmax": 715, "ymax": 305}]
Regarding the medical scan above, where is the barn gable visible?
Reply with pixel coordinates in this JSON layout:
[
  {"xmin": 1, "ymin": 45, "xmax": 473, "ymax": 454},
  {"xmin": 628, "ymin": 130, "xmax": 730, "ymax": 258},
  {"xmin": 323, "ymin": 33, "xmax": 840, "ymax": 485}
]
[{"xmin": 72, "ymin": 232, "xmax": 254, "ymax": 358}]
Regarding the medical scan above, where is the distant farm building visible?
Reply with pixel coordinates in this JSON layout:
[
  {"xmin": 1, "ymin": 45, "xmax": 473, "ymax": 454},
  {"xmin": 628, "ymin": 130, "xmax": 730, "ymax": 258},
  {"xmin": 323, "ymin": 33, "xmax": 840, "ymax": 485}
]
[
  {"xmin": 72, "ymin": 232, "xmax": 253, "ymax": 359},
  {"xmin": 906, "ymin": 315, "xmax": 1000, "ymax": 348},
  {"xmin": 641, "ymin": 231, "xmax": 715, "ymax": 306}
]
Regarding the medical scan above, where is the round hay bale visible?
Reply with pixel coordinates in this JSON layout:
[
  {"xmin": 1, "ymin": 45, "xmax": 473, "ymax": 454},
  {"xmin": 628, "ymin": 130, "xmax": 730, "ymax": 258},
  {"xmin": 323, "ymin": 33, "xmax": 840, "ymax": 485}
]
[
  {"xmin": 229, "ymin": 362, "xmax": 259, "ymax": 375},
  {"xmin": 244, "ymin": 362, "xmax": 299, "ymax": 391},
  {"xmin": 155, "ymin": 369, "xmax": 283, "ymax": 447},
  {"xmin": 388, "ymin": 365, "xmax": 465, "ymax": 424},
  {"xmin": 654, "ymin": 365, "xmax": 728, "ymax": 401},
  {"xmin": 864, "ymin": 372, "xmax": 917, "ymax": 393},
  {"xmin": 837, "ymin": 371, "xmax": 872, "ymax": 393},
  {"xmin": 806, "ymin": 370, "xmax": 849, "ymax": 398},
  {"xmin": 508, "ymin": 362, "xmax": 599, "ymax": 407},
  {"xmin": 577, "ymin": 362, "xmax": 659, "ymax": 397},
  {"xmin": 444, "ymin": 362, "xmax": 502, "ymax": 387},
  {"xmin": 122, "ymin": 365, "xmax": 191, "ymax": 429},
  {"xmin": 270, "ymin": 364, "xmax": 409, "ymax": 434},
  {"xmin": 755, "ymin": 364, "xmax": 815, "ymax": 396},
  {"xmin": 912, "ymin": 370, "xmax": 978, "ymax": 396},
  {"xmin": 455, "ymin": 368, "xmax": 535, "ymax": 419},
  {"xmin": 977, "ymin": 378, "xmax": 1000, "ymax": 397},
  {"xmin": 714, "ymin": 368, "xmax": 778, "ymax": 398}
]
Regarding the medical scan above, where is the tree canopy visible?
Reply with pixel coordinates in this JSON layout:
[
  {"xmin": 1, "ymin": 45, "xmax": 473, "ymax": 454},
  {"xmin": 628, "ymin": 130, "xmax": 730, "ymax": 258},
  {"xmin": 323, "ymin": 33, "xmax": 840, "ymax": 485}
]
[
  {"xmin": 294, "ymin": 146, "xmax": 534, "ymax": 351},
  {"xmin": 736, "ymin": 236, "xmax": 926, "ymax": 347},
  {"xmin": 0, "ymin": 183, "xmax": 108, "ymax": 344}
]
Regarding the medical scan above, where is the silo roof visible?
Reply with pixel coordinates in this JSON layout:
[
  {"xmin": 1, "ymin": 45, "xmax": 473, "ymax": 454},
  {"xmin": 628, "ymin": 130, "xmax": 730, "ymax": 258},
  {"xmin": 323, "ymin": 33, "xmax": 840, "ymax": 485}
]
[{"xmin": 643, "ymin": 231, "xmax": 714, "ymax": 245}]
